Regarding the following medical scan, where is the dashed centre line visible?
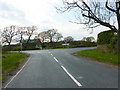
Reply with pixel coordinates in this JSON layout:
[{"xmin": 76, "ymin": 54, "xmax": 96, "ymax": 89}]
[
  {"xmin": 53, "ymin": 57, "xmax": 59, "ymax": 62},
  {"xmin": 51, "ymin": 54, "xmax": 53, "ymax": 56},
  {"xmin": 49, "ymin": 51, "xmax": 82, "ymax": 87},
  {"xmin": 5, "ymin": 50, "xmax": 82, "ymax": 88},
  {"xmin": 49, "ymin": 51, "xmax": 58, "ymax": 63},
  {"xmin": 61, "ymin": 65, "xmax": 82, "ymax": 87}
]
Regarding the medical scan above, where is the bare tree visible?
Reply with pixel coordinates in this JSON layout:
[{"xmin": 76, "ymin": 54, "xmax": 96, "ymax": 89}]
[
  {"xmin": 26, "ymin": 26, "xmax": 37, "ymax": 45},
  {"xmin": 34, "ymin": 36, "xmax": 41, "ymax": 44},
  {"xmin": 56, "ymin": 0, "xmax": 120, "ymax": 53},
  {"xmin": 53, "ymin": 33, "xmax": 63, "ymax": 42},
  {"xmin": 64, "ymin": 36, "xmax": 74, "ymax": 43},
  {"xmin": 37, "ymin": 30, "xmax": 62, "ymax": 43},
  {"xmin": 38, "ymin": 31, "xmax": 48, "ymax": 43},
  {"xmin": 2, "ymin": 25, "xmax": 17, "ymax": 47},
  {"xmin": 17, "ymin": 26, "xmax": 26, "ymax": 43},
  {"xmin": 47, "ymin": 29, "xmax": 58, "ymax": 43}
]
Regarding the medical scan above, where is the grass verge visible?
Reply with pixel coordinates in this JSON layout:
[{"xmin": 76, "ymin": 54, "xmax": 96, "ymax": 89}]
[
  {"xmin": 76, "ymin": 49, "xmax": 119, "ymax": 66},
  {"xmin": 2, "ymin": 52, "xmax": 29, "ymax": 81}
]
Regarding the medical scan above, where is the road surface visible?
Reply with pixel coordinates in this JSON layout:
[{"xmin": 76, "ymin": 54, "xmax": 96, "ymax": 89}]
[{"xmin": 5, "ymin": 47, "xmax": 118, "ymax": 88}]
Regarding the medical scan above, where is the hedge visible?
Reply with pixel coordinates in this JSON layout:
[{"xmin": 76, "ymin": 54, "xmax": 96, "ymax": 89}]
[
  {"xmin": 97, "ymin": 30, "xmax": 117, "ymax": 53},
  {"xmin": 97, "ymin": 30, "xmax": 115, "ymax": 44}
]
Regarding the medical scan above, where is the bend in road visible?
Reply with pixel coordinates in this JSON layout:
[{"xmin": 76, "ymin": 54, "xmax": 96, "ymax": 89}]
[{"xmin": 5, "ymin": 47, "xmax": 118, "ymax": 88}]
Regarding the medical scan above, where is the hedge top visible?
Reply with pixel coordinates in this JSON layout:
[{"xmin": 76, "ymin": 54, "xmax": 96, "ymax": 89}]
[{"xmin": 97, "ymin": 30, "xmax": 116, "ymax": 45}]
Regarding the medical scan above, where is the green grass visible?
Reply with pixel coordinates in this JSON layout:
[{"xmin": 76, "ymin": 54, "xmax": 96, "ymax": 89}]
[
  {"xmin": 76, "ymin": 49, "xmax": 119, "ymax": 66},
  {"xmin": 2, "ymin": 52, "xmax": 29, "ymax": 80},
  {"xmin": 0, "ymin": 75, "xmax": 2, "ymax": 80}
]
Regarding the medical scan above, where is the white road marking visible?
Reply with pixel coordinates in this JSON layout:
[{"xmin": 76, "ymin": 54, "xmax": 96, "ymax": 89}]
[
  {"xmin": 51, "ymin": 54, "xmax": 53, "ymax": 56},
  {"xmin": 78, "ymin": 76, "xmax": 84, "ymax": 79},
  {"xmin": 4, "ymin": 56, "xmax": 31, "ymax": 88},
  {"xmin": 51, "ymin": 53, "xmax": 81, "ymax": 87},
  {"xmin": 61, "ymin": 65, "xmax": 82, "ymax": 87},
  {"xmin": 49, "ymin": 52, "xmax": 58, "ymax": 62},
  {"xmin": 53, "ymin": 57, "xmax": 59, "ymax": 62}
]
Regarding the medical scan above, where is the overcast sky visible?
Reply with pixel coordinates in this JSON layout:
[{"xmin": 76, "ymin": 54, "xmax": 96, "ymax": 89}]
[{"xmin": 0, "ymin": 0, "xmax": 109, "ymax": 41}]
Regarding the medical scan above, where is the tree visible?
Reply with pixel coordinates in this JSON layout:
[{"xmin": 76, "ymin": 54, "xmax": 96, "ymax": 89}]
[
  {"xmin": 37, "ymin": 29, "xmax": 62, "ymax": 43},
  {"xmin": 82, "ymin": 36, "xmax": 95, "ymax": 42},
  {"xmin": 26, "ymin": 26, "xmax": 37, "ymax": 45},
  {"xmin": 17, "ymin": 26, "xmax": 26, "ymax": 43},
  {"xmin": 38, "ymin": 31, "xmax": 48, "ymax": 43},
  {"xmin": 57, "ymin": 0, "xmax": 120, "ymax": 53},
  {"xmin": 64, "ymin": 36, "xmax": 74, "ymax": 43},
  {"xmin": 2, "ymin": 25, "xmax": 17, "ymax": 47},
  {"xmin": 86, "ymin": 37, "xmax": 95, "ymax": 42},
  {"xmin": 34, "ymin": 36, "xmax": 41, "ymax": 44},
  {"xmin": 54, "ymin": 33, "xmax": 63, "ymax": 42},
  {"xmin": 82, "ymin": 37, "xmax": 87, "ymax": 41},
  {"xmin": 47, "ymin": 29, "xmax": 58, "ymax": 43}
]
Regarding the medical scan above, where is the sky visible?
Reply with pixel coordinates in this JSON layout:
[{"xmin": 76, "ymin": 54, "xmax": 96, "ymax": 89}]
[{"xmin": 0, "ymin": 0, "xmax": 109, "ymax": 41}]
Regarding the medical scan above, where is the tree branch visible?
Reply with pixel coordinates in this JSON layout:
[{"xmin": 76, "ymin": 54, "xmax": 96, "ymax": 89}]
[
  {"xmin": 105, "ymin": 0, "xmax": 116, "ymax": 13},
  {"xmin": 82, "ymin": 14, "xmax": 117, "ymax": 32}
]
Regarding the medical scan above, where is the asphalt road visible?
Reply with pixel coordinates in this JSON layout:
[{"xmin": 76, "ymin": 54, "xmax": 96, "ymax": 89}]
[{"xmin": 5, "ymin": 47, "xmax": 118, "ymax": 88}]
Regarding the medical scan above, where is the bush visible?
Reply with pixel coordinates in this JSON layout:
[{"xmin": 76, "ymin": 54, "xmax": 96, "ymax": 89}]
[
  {"xmin": 97, "ymin": 30, "xmax": 115, "ymax": 44},
  {"xmin": 97, "ymin": 30, "xmax": 117, "ymax": 53},
  {"xmin": 2, "ymin": 43, "xmax": 39, "ymax": 51},
  {"xmin": 2, "ymin": 40, "xmax": 97, "ymax": 51},
  {"xmin": 2, "ymin": 45, "xmax": 21, "ymax": 51}
]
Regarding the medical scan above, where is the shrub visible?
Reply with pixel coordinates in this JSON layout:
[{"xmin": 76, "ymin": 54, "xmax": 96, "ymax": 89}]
[
  {"xmin": 97, "ymin": 30, "xmax": 117, "ymax": 53},
  {"xmin": 97, "ymin": 30, "xmax": 115, "ymax": 44},
  {"xmin": 2, "ymin": 45, "xmax": 21, "ymax": 51}
]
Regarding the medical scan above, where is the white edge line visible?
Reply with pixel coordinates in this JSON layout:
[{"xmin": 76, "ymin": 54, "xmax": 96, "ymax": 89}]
[
  {"xmin": 61, "ymin": 65, "xmax": 82, "ymax": 87},
  {"xmin": 4, "ymin": 56, "xmax": 31, "ymax": 88},
  {"xmin": 53, "ymin": 57, "xmax": 59, "ymax": 62}
]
